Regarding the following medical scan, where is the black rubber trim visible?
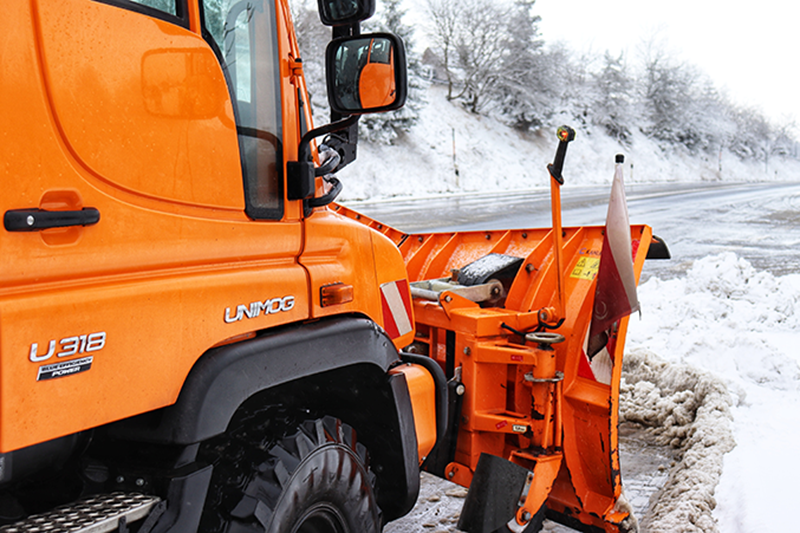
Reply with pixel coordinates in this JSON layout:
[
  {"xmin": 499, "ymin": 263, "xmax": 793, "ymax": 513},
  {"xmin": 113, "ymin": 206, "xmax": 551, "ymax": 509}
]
[
  {"xmin": 457, "ymin": 453, "xmax": 531, "ymax": 533},
  {"xmin": 4, "ymin": 208, "xmax": 100, "ymax": 232},
  {"xmin": 646, "ymin": 234, "xmax": 671, "ymax": 260},
  {"xmin": 399, "ymin": 352, "xmax": 448, "ymax": 464},
  {"xmin": 445, "ymin": 330, "xmax": 456, "ymax": 379},
  {"xmin": 109, "ymin": 316, "xmax": 400, "ymax": 445},
  {"xmin": 386, "ymin": 372, "xmax": 422, "ymax": 519},
  {"xmin": 545, "ymin": 509, "xmax": 606, "ymax": 533},
  {"xmin": 149, "ymin": 464, "xmax": 213, "ymax": 533},
  {"xmin": 91, "ymin": 0, "xmax": 188, "ymax": 28}
]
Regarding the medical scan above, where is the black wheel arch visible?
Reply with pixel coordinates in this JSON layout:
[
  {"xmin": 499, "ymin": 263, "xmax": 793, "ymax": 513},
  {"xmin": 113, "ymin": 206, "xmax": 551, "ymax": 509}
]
[{"xmin": 109, "ymin": 315, "xmax": 420, "ymax": 522}]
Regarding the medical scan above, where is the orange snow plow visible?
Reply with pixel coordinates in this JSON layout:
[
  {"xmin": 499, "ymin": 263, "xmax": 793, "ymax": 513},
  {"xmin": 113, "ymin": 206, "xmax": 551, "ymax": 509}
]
[{"xmin": 334, "ymin": 131, "xmax": 662, "ymax": 533}]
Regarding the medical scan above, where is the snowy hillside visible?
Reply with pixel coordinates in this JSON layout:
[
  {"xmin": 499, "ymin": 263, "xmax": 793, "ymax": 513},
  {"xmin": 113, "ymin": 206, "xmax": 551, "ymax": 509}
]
[{"xmin": 337, "ymin": 85, "xmax": 800, "ymax": 202}]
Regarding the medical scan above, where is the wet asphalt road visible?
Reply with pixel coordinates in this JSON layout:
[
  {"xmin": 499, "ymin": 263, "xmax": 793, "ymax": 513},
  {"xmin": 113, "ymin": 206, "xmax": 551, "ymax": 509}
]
[{"xmin": 345, "ymin": 181, "xmax": 800, "ymax": 280}]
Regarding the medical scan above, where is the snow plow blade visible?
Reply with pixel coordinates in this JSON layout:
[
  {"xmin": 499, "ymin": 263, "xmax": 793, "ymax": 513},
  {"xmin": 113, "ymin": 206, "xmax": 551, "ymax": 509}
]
[{"xmin": 334, "ymin": 205, "xmax": 651, "ymax": 532}]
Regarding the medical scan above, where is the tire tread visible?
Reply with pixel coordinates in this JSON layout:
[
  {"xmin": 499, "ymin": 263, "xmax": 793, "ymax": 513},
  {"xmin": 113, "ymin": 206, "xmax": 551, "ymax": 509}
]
[{"xmin": 199, "ymin": 413, "xmax": 379, "ymax": 533}]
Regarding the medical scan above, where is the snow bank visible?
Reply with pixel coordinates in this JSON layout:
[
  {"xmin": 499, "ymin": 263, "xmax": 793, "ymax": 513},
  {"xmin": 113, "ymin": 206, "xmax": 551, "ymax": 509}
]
[
  {"xmin": 620, "ymin": 350, "xmax": 734, "ymax": 532},
  {"xmin": 338, "ymin": 85, "xmax": 800, "ymax": 202},
  {"xmin": 626, "ymin": 253, "xmax": 800, "ymax": 533}
]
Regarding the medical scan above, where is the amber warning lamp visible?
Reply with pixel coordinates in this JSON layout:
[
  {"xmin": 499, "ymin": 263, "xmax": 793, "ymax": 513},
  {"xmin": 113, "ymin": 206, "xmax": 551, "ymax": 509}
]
[{"xmin": 320, "ymin": 282, "xmax": 354, "ymax": 307}]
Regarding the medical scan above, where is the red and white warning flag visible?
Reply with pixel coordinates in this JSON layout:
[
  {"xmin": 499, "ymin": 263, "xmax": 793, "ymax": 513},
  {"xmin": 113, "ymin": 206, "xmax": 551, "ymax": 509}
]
[{"xmin": 589, "ymin": 155, "xmax": 639, "ymax": 340}]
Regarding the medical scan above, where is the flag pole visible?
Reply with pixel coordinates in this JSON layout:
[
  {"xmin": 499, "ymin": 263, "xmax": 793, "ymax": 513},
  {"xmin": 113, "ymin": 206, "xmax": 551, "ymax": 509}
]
[{"xmin": 546, "ymin": 126, "xmax": 575, "ymax": 323}]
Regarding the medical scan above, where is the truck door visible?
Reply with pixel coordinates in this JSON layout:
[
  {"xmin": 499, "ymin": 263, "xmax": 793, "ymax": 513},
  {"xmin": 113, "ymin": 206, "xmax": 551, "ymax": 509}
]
[{"xmin": 0, "ymin": 0, "xmax": 308, "ymax": 453}]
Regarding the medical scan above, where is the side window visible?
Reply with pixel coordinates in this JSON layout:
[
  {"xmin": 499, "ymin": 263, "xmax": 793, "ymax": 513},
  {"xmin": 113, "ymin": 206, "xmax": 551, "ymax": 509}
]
[
  {"xmin": 95, "ymin": 0, "xmax": 184, "ymax": 21},
  {"xmin": 369, "ymin": 39, "xmax": 391, "ymax": 64},
  {"xmin": 127, "ymin": 0, "xmax": 178, "ymax": 15},
  {"xmin": 202, "ymin": 0, "xmax": 284, "ymax": 220}
]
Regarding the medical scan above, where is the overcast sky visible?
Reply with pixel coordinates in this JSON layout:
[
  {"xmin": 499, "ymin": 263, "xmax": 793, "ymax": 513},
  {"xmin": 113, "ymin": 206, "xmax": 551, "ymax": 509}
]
[{"xmin": 534, "ymin": 0, "xmax": 797, "ymax": 128}]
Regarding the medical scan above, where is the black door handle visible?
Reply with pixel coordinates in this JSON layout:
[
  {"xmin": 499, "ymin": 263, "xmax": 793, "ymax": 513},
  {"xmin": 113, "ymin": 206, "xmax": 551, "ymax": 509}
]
[{"xmin": 4, "ymin": 208, "xmax": 100, "ymax": 232}]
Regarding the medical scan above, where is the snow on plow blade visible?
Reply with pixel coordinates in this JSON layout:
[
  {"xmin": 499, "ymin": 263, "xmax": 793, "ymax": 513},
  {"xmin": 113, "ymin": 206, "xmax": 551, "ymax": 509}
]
[{"xmin": 334, "ymin": 205, "xmax": 651, "ymax": 533}]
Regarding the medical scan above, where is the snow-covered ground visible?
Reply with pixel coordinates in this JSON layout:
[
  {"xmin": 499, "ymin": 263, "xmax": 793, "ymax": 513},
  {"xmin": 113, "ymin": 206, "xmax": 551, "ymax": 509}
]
[
  {"xmin": 626, "ymin": 253, "xmax": 800, "ymax": 532},
  {"xmin": 341, "ymin": 81, "xmax": 800, "ymax": 531}
]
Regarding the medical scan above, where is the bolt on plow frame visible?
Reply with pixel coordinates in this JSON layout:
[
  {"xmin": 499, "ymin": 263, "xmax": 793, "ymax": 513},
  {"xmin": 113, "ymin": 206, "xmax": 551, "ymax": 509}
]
[{"xmin": 336, "ymin": 128, "xmax": 669, "ymax": 533}]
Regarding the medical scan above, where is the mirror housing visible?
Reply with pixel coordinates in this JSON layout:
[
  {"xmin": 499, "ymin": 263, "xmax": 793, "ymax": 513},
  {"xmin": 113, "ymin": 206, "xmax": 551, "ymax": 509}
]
[
  {"xmin": 325, "ymin": 33, "xmax": 407, "ymax": 116},
  {"xmin": 317, "ymin": 0, "xmax": 375, "ymax": 26}
]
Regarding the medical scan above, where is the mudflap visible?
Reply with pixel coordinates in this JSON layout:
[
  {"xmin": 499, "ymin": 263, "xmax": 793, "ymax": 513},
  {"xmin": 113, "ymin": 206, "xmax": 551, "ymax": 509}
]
[
  {"xmin": 151, "ymin": 464, "xmax": 212, "ymax": 533},
  {"xmin": 458, "ymin": 453, "xmax": 531, "ymax": 533},
  {"xmin": 458, "ymin": 453, "xmax": 558, "ymax": 533}
]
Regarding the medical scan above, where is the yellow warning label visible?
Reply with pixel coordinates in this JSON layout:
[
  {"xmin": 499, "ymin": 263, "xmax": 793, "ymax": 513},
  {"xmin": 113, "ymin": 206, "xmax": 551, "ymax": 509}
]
[{"xmin": 570, "ymin": 257, "xmax": 600, "ymax": 280}]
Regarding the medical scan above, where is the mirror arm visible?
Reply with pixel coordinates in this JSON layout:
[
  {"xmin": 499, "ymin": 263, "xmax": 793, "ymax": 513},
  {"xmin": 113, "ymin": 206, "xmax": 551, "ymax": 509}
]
[
  {"xmin": 315, "ymin": 145, "xmax": 341, "ymax": 176},
  {"xmin": 308, "ymin": 177, "xmax": 343, "ymax": 208},
  {"xmin": 298, "ymin": 115, "xmax": 358, "ymax": 162},
  {"xmin": 332, "ymin": 22, "xmax": 360, "ymax": 40},
  {"xmin": 287, "ymin": 115, "xmax": 359, "ymax": 201},
  {"xmin": 323, "ymin": 118, "xmax": 358, "ymax": 172}
]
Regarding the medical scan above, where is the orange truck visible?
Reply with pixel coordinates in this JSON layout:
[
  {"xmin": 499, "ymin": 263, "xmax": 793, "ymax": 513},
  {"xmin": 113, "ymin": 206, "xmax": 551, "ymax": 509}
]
[{"xmin": 0, "ymin": 0, "xmax": 668, "ymax": 532}]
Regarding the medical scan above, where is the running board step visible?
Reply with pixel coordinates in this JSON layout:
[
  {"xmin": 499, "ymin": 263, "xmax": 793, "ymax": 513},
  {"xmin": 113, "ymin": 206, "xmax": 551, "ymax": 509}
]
[{"xmin": 0, "ymin": 492, "xmax": 161, "ymax": 533}]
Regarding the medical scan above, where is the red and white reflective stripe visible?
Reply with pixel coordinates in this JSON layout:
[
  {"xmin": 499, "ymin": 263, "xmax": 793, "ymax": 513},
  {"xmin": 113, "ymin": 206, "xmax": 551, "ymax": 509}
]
[{"xmin": 380, "ymin": 279, "xmax": 413, "ymax": 339}]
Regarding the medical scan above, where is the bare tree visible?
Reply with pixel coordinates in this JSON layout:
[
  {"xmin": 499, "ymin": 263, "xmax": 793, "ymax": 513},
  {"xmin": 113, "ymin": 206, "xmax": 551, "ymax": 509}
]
[
  {"xmin": 492, "ymin": 0, "xmax": 555, "ymax": 130},
  {"xmin": 289, "ymin": 0, "xmax": 331, "ymax": 118},
  {"xmin": 428, "ymin": 0, "xmax": 550, "ymax": 117},
  {"xmin": 451, "ymin": 0, "xmax": 512, "ymax": 113},
  {"xmin": 771, "ymin": 119, "xmax": 797, "ymax": 157},
  {"xmin": 639, "ymin": 44, "xmax": 699, "ymax": 145},
  {"xmin": 592, "ymin": 51, "xmax": 632, "ymax": 143},
  {"xmin": 427, "ymin": 0, "xmax": 460, "ymax": 100},
  {"xmin": 359, "ymin": 0, "xmax": 427, "ymax": 143}
]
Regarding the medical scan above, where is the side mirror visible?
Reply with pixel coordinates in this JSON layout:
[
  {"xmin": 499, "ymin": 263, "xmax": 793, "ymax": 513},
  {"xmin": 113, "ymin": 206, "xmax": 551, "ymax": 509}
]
[
  {"xmin": 317, "ymin": 0, "xmax": 375, "ymax": 26},
  {"xmin": 325, "ymin": 33, "xmax": 407, "ymax": 115}
]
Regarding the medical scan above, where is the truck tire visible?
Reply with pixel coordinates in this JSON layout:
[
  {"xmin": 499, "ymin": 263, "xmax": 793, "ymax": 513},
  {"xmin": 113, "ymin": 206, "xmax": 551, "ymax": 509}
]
[{"xmin": 199, "ymin": 414, "xmax": 381, "ymax": 533}]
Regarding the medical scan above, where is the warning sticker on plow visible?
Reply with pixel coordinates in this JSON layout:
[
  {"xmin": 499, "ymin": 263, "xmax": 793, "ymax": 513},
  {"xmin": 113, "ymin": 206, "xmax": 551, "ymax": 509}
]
[{"xmin": 571, "ymin": 257, "xmax": 600, "ymax": 280}]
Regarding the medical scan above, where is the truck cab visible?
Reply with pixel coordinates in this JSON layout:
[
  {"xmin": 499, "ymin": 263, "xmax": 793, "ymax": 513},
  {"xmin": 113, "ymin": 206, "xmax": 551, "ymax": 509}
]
[{"xmin": 0, "ymin": 0, "xmax": 430, "ymax": 531}]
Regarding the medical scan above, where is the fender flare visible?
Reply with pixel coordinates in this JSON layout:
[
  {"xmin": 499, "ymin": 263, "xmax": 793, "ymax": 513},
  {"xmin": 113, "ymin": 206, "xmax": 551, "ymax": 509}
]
[{"xmin": 110, "ymin": 316, "xmax": 400, "ymax": 445}]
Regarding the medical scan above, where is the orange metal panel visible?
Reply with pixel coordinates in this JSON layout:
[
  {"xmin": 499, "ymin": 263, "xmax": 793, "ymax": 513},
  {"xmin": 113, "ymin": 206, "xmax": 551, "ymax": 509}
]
[
  {"xmin": 33, "ymin": 0, "xmax": 243, "ymax": 211},
  {"xmin": 301, "ymin": 209, "xmax": 415, "ymax": 350},
  {"xmin": 0, "ymin": 0, "xmax": 310, "ymax": 452},
  {"xmin": 0, "ymin": 263, "xmax": 308, "ymax": 452},
  {"xmin": 389, "ymin": 363, "xmax": 437, "ymax": 462}
]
